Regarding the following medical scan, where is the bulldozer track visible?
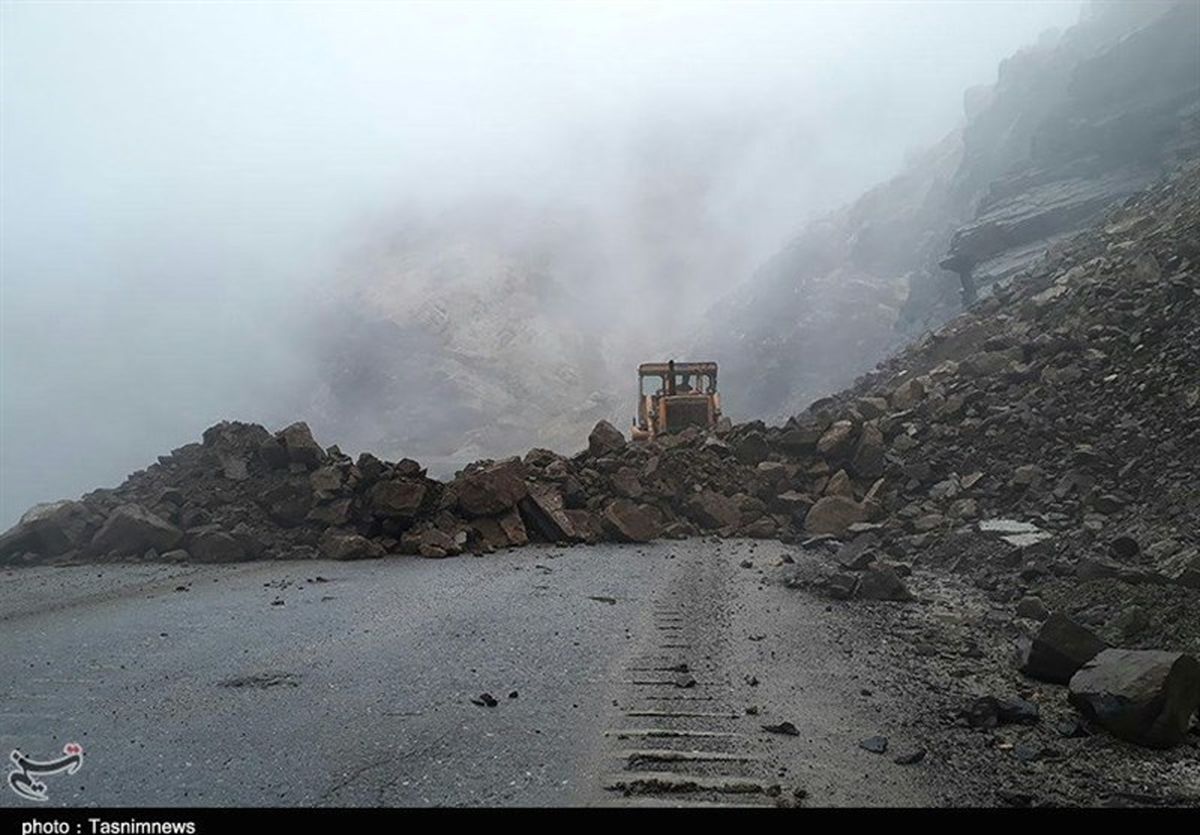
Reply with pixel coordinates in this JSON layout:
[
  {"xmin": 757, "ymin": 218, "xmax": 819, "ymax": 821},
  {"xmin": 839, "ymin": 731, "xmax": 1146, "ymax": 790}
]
[{"xmin": 597, "ymin": 552, "xmax": 787, "ymax": 807}]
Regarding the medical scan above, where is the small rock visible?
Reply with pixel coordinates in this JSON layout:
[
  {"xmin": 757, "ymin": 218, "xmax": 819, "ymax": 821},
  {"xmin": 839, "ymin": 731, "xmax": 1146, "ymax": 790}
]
[
  {"xmin": 1013, "ymin": 743, "xmax": 1041, "ymax": 763},
  {"xmin": 1110, "ymin": 536, "xmax": 1140, "ymax": 560},
  {"xmin": 762, "ymin": 721, "xmax": 800, "ymax": 736},
  {"xmin": 859, "ymin": 735, "xmax": 888, "ymax": 754},
  {"xmin": 857, "ymin": 564, "xmax": 914, "ymax": 602},
  {"xmin": 1015, "ymin": 596, "xmax": 1050, "ymax": 621},
  {"xmin": 1017, "ymin": 613, "xmax": 1107, "ymax": 685}
]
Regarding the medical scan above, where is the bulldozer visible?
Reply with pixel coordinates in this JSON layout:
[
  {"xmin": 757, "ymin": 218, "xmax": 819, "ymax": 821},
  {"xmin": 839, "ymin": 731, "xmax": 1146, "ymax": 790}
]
[{"xmin": 631, "ymin": 360, "xmax": 721, "ymax": 441}]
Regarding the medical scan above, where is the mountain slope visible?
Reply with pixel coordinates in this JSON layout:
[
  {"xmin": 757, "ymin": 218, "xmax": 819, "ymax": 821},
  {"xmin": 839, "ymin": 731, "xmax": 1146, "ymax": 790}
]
[{"xmin": 698, "ymin": 0, "xmax": 1199, "ymax": 424}]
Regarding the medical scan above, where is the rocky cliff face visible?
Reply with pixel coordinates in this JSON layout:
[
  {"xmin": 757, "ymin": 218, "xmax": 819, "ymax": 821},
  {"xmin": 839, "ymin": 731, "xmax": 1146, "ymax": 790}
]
[{"xmin": 699, "ymin": 0, "xmax": 1199, "ymax": 424}]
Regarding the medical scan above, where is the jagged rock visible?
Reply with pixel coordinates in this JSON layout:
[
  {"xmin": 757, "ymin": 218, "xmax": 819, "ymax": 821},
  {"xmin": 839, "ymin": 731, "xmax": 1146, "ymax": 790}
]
[
  {"xmin": 816, "ymin": 421, "xmax": 856, "ymax": 461},
  {"xmin": 960, "ymin": 350, "xmax": 1012, "ymax": 378},
  {"xmin": 855, "ymin": 397, "xmax": 889, "ymax": 420},
  {"xmin": 733, "ymin": 431, "xmax": 770, "ymax": 465},
  {"xmin": 601, "ymin": 499, "xmax": 661, "ymax": 543},
  {"xmin": 776, "ymin": 425, "xmax": 821, "ymax": 453},
  {"xmin": 518, "ymin": 485, "xmax": 579, "ymax": 542},
  {"xmin": 756, "ymin": 461, "xmax": 788, "ymax": 487},
  {"xmin": 889, "ymin": 378, "xmax": 925, "ymax": 410},
  {"xmin": 309, "ymin": 466, "xmax": 345, "ymax": 496},
  {"xmin": 850, "ymin": 423, "xmax": 885, "ymax": 479},
  {"xmin": 562, "ymin": 476, "xmax": 588, "ymax": 509},
  {"xmin": 588, "ymin": 420, "xmax": 626, "ymax": 457},
  {"xmin": 610, "ymin": 467, "xmax": 643, "ymax": 499},
  {"xmin": 856, "ymin": 564, "xmax": 914, "ymax": 602},
  {"xmin": 1068, "ymin": 649, "xmax": 1200, "ymax": 748},
  {"xmin": 307, "ymin": 497, "xmax": 354, "ymax": 527},
  {"xmin": 369, "ymin": 479, "xmax": 427, "ymax": 519},
  {"xmin": 259, "ymin": 480, "xmax": 314, "ymax": 527},
  {"xmin": 836, "ymin": 533, "xmax": 879, "ymax": 571},
  {"xmin": 823, "ymin": 469, "xmax": 854, "ymax": 498},
  {"xmin": 804, "ymin": 496, "xmax": 869, "ymax": 536},
  {"xmin": 319, "ymin": 530, "xmax": 382, "ymax": 561},
  {"xmin": 468, "ymin": 517, "xmax": 508, "ymax": 551},
  {"xmin": 682, "ymin": 490, "xmax": 740, "ymax": 530},
  {"xmin": 356, "ymin": 453, "xmax": 384, "ymax": 484},
  {"xmin": 394, "ymin": 458, "xmax": 424, "ymax": 478},
  {"xmin": 417, "ymin": 528, "xmax": 459, "ymax": 558},
  {"xmin": 1018, "ymin": 613, "xmax": 1108, "ymax": 685},
  {"xmin": 742, "ymin": 517, "xmax": 779, "ymax": 539},
  {"xmin": 274, "ymin": 422, "xmax": 325, "ymax": 470},
  {"xmin": 498, "ymin": 510, "xmax": 528, "ymax": 547},
  {"xmin": 91, "ymin": 504, "xmax": 183, "ymax": 556},
  {"xmin": 457, "ymin": 459, "xmax": 528, "ymax": 517},
  {"xmin": 563, "ymin": 509, "xmax": 601, "ymax": 544}
]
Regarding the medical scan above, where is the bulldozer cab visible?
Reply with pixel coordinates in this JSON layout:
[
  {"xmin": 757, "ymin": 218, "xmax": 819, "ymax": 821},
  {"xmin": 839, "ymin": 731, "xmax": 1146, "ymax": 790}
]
[{"xmin": 632, "ymin": 360, "xmax": 720, "ymax": 441}]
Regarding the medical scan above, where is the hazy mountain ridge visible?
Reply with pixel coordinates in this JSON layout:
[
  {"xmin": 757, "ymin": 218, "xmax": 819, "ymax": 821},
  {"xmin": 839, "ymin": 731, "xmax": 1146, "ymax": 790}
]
[{"xmin": 699, "ymin": 0, "xmax": 1199, "ymax": 423}]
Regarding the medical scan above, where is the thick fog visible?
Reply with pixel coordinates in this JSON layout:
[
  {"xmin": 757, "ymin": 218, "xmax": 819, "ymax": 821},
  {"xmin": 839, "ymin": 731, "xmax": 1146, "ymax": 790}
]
[{"xmin": 0, "ymin": 1, "xmax": 1083, "ymax": 527}]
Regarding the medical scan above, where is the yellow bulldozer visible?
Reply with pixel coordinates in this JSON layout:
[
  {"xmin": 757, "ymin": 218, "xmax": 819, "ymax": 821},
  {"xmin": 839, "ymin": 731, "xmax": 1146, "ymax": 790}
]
[{"xmin": 631, "ymin": 360, "xmax": 721, "ymax": 441}]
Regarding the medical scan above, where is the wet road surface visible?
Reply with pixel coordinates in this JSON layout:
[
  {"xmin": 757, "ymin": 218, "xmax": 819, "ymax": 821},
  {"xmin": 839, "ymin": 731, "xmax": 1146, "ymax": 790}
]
[{"xmin": 0, "ymin": 541, "xmax": 936, "ymax": 806}]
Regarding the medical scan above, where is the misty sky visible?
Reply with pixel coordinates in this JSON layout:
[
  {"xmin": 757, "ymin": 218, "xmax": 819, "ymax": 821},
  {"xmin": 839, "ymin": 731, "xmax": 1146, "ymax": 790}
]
[{"xmin": 0, "ymin": 0, "xmax": 1083, "ymax": 527}]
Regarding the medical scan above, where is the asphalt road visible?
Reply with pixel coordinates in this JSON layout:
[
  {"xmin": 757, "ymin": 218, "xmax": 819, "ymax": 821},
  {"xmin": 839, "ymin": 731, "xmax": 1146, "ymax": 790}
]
[{"xmin": 0, "ymin": 541, "xmax": 939, "ymax": 807}]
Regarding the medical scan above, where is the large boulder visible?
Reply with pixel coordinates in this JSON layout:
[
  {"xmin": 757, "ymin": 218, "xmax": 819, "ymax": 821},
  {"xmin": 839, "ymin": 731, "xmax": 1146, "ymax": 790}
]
[
  {"xmin": 92, "ymin": 504, "xmax": 184, "ymax": 555},
  {"xmin": 733, "ymin": 431, "xmax": 770, "ymax": 465},
  {"xmin": 273, "ymin": 422, "xmax": 326, "ymax": 470},
  {"xmin": 368, "ymin": 479, "xmax": 427, "ymax": 519},
  {"xmin": 775, "ymin": 424, "xmax": 821, "ymax": 454},
  {"xmin": 456, "ymin": 459, "xmax": 528, "ymax": 517},
  {"xmin": 518, "ymin": 485, "xmax": 579, "ymax": 542},
  {"xmin": 1068, "ymin": 649, "xmax": 1200, "ymax": 748},
  {"xmin": 1017, "ymin": 613, "xmax": 1108, "ymax": 684},
  {"xmin": 804, "ymin": 496, "xmax": 869, "ymax": 536},
  {"xmin": 0, "ymin": 500, "xmax": 97, "ymax": 561},
  {"xmin": 816, "ymin": 421, "xmax": 856, "ymax": 461},
  {"xmin": 850, "ymin": 423, "xmax": 886, "ymax": 479},
  {"xmin": 682, "ymin": 490, "xmax": 741, "ymax": 530},
  {"xmin": 498, "ymin": 510, "xmax": 528, "ymax": 547},
  {"xmin": 889, "ymin": 378, "xmax": 925, "ymax": 410},
  {"xmin": 259, "ymin": 479, "xmax": 314, "ymax": 527},
  {"xmin": 588, "ymin": 420, "xmax": 626, "ymax": 457},
  {"xmin": 203, "ymin": 421, "xmax": 272, "ymax": 480},
  {"xmin": 318, "ymin": 530, "xmax": 383, "ymax": 561},
  {"xmin": 601, "ymin": 500, "xmax": 662, "ymax": 543}
]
